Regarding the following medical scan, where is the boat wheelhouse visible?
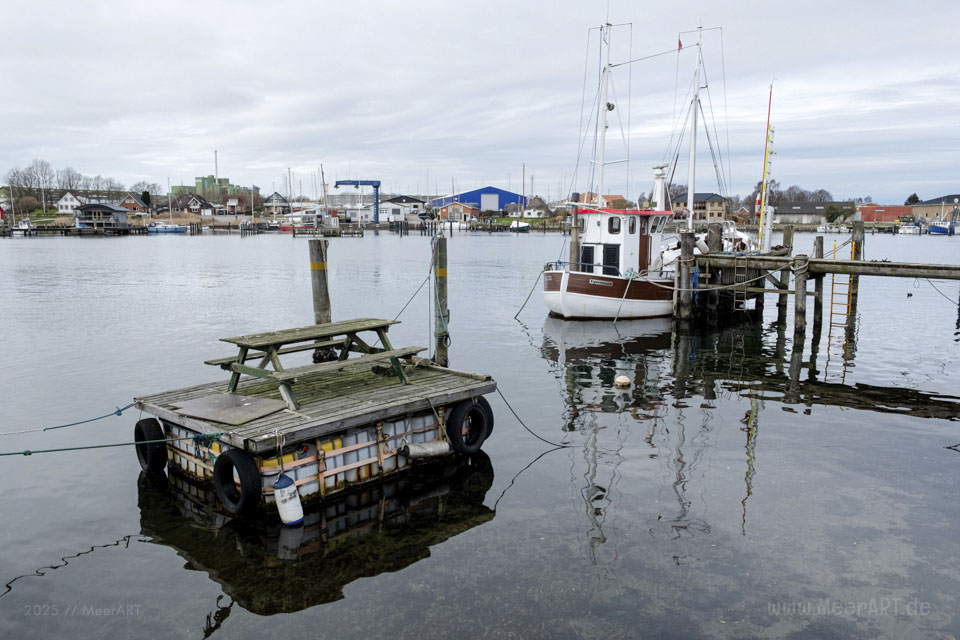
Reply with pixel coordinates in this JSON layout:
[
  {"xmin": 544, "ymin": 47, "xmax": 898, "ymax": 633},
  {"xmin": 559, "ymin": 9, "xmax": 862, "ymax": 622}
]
[{"xmin": 544, "ymin": 207, "xmax": 675, "ymax": 319}]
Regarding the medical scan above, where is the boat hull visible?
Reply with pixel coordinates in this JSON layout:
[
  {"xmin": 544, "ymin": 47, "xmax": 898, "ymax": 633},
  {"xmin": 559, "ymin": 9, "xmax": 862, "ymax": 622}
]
[
  {"xmin": 146, "ymin": 225, "xmax": 188, "ymax": 234},
  {"xmin": 928, "ymin": 221, "xmax": 954, "ymax": 235},
  {"xmin": 544, "ymin": 270, "xmax": 673, "ymax": 319}
]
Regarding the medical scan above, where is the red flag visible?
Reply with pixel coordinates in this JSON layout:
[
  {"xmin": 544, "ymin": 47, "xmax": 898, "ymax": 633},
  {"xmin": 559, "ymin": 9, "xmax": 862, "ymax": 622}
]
[{"xmin": 678, "ymin": 38, "xmax": 683, "ymax": 51}]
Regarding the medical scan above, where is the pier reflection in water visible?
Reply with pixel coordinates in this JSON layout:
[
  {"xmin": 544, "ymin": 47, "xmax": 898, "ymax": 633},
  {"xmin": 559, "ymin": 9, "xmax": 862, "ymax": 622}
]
[{"xmin": 137, "ymin": 453, "xmax": 494, "ymax": 622}]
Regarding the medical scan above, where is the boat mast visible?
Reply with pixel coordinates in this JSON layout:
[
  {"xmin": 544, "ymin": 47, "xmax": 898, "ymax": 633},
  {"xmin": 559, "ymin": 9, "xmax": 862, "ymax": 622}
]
[
  {"xmin": 685, "ymin": 27, "xmax": 702, "ymax": 231},
  {"xmin": 757, "ymin": 82, "xmax": 775, "ymax": 252},
  {"xmin": 596, "ymin": 23, "xmax": 613, "ymax": 208}
]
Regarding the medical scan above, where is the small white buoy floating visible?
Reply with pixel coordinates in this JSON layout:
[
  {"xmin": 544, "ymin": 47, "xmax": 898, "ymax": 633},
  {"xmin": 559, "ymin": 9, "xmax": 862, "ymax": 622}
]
[
  {"xmin": 614, "ymin": 375, "xmax": 631, "ymax": 389},
  {"xmin": 273, "ymin": 473, "xmax": 303, "ymax": 527}
]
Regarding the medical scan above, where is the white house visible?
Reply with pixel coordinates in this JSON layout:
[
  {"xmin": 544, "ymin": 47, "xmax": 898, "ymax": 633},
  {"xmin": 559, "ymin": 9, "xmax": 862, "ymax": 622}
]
[
  {"xmin": 57, "ymin": 192, "xmax": 85, "ymax": 215},
  {"xmin": 361, "ymin": 202, "xmax": 405, "ymax": 223},
  {"xmin": 509, "ymin": 208, "xmax": 548, "ymax": 219}
]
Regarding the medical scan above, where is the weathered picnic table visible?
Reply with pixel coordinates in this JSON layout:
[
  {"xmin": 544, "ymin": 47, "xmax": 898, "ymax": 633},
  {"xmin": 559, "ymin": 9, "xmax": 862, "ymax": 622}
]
[{"xmin": 204, "ymin": 318, "xmax": 425, "ymax": 410}]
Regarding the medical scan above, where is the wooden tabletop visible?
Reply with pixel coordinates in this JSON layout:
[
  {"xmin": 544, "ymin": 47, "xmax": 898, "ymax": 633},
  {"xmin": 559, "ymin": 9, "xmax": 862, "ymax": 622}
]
[{"xmin": 220, "ymin": 318, "xmax": 398, "ymax": 349}]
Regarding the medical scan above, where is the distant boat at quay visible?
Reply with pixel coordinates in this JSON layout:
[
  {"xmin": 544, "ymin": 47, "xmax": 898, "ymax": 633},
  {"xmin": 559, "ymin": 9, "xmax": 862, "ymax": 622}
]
[{"xmin": 147, "ymin": 221, "xmax": 188, "ymax": 234}]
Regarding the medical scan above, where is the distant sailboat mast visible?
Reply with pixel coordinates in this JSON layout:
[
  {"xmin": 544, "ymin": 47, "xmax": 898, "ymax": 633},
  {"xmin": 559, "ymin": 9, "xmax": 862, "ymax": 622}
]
[{"xmin": 757, "ymin": 82, "xmax": 775, "ymax": 252}]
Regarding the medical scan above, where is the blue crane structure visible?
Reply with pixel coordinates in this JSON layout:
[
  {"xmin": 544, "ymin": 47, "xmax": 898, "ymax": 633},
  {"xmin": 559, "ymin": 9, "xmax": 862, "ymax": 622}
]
[{"xmin": 334, "ymin": 179, "xmax": 382, "ymax": 224}]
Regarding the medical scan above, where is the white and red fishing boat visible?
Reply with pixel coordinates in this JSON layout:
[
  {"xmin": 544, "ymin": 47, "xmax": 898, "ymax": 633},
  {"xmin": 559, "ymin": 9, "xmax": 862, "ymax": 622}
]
[
  {"xmin": 543, "ymin": 204, "xmax": 676, "ymax": 319},
  {"xmin": 544, "ymin": 23, "xmax": 734, "ymax": 320}
]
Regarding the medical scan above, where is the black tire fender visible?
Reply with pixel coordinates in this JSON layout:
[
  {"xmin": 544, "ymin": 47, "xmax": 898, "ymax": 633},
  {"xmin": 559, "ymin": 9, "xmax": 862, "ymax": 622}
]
[
  {"xmin": 445, "ymin": 399, "xmax": 490, "ymax": 455},
  {"xmin": 213, "ymin": 449, "xmax": 263, "ymax": 516},
  {"xmin": 134, "ymin": 418, "xmax": 167, "ymax": 475},
  {"xmin": 474, "ymin": 395, "xmax": 494, "ymax": 439}
]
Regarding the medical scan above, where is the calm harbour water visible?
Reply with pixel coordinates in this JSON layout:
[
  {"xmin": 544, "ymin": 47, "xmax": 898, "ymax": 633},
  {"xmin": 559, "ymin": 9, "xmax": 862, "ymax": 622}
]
[{"xmin": 1, "ymin": 230, "xmax": 959, "ymax": 639}]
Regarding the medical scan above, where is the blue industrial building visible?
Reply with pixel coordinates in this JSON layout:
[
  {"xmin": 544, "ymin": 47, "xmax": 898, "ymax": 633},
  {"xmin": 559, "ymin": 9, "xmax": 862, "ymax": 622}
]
[{"xmin": 430, "ymin": 186, "xmax": 525, "ymax": 212}]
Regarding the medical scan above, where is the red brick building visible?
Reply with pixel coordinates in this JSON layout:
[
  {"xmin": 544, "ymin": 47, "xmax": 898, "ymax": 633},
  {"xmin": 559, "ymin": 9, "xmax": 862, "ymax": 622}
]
[
  {"xmin": 859, "ymin": 204, "xmax": 911, "ymax": 222},
  {"xmin": 119, "ymin": 193, "xmax": 148, "ymax": 214}
]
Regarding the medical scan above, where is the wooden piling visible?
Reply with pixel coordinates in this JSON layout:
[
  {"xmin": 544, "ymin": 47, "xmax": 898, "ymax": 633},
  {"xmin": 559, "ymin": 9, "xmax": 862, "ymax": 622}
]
[
  {"xmin": 777, "ymin": 225, "xmax": 794, "ymax": 323},
  {"xmin": 706, "ymin": 223, "xmax": 722, "ymax": 324},
  {"xmin": 678, "ymin": 231, "xmax": 696, "ymax": 321},
  {"xmin": 569, "ymin": 207, "xmax": 580, "ymax": 270},
  {"xmin": 813, "ymin": 236, "xmax": 824, "ymax": 332},
  {"xmin": 309, "ymin": 239, "xmax": 331, "ymax": 324},
  {"xmin": 434, "ymin": 235, "xmax": 449, "ymax": 367},
  {"xmin": 793, "ymin": 254, "xmax": 809, "ymax": 339}
]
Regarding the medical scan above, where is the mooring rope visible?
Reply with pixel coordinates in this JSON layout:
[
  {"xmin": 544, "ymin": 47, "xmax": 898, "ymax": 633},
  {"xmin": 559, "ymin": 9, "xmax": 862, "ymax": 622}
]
[
  {"xmin": 496, "ymin": 388, "xmax": 570, "ymax": 449},
  {"xmin": 0, "ymin": 403, "xmax": 136, "ymax": 437},
  {"xmin": 0, "ymin": 433, "xmax": 222, "ymax": 458},
  {"xmin": 514, "ymin": 266, "xmax": 546, "ymax": 319}
]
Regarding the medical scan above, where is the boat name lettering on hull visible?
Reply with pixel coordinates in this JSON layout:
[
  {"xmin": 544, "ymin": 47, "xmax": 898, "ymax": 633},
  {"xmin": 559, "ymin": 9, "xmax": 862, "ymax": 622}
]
[{"xmin": 588, "ymin": 279, "xmax": 613, "ymax": 287}]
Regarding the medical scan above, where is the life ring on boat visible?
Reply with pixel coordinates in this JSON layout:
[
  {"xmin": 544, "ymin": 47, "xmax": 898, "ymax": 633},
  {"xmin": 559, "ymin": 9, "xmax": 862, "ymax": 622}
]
[
  {"xmin": 134, "ymin": 418, "xmax": 167, "ymax": 475},
  {"xmin": 445, "ymin": 399, "xmax": 491, "ymax": 455},
  {"xmin": 213, "ymin": 449, "xmax": 263, "ymax": 516}
]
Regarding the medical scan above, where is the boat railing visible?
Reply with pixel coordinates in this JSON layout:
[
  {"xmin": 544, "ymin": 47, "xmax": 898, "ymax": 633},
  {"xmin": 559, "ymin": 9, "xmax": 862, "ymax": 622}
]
[{"xmin": 545, "ymin": 261, "xmax": 674, "ymax": 280}]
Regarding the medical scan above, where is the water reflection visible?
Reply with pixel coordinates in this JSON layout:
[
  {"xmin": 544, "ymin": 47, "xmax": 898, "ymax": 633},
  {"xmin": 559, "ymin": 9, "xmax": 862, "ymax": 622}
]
[
  {"xmin": 137, "ymin": 453, "xmax": 494, "ymax": 619},
  {"xmin": 540, "ymin": 314, "xmax": 960, "ymax": 554}
]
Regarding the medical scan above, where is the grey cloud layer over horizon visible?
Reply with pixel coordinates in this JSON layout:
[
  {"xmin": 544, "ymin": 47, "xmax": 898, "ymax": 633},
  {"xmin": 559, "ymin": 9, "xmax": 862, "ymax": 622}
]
[{"xmin": 3, "ymin": 0, "xmax": 958, "ymax": 204}]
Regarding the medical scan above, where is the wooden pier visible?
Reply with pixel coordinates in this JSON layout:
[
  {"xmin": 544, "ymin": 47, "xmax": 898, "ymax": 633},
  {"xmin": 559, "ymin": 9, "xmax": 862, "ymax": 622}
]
[
  {"xmin": 2, "ymin": 225, "xmax": 149, "ymax": 237},
  {"xmin": 677, "ymin": 222, "xmax": 960, "ymax": 341}
]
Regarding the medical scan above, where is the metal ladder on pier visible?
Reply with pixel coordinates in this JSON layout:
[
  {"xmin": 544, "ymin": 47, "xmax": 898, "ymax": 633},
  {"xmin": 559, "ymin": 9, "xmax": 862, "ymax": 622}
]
[
  {"xmin": 824, "ymin": 241, "xmax": 854, "ymax": 383},
  {"xmin": 733, "ymin": 257, "xmax": 748, "ymax": 311}
]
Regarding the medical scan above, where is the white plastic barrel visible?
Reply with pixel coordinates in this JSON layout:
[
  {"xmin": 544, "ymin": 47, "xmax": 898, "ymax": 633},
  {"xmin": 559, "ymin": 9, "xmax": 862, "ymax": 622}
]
[{"xmin": 274, "ymin": 473, "xmax": 303, "ymax": 526}]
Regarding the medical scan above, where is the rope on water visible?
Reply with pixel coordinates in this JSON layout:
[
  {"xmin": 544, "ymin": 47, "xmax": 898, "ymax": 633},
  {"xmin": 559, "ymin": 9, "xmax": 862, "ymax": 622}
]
[
  {"xmin": 496, "ymin": 388, "xmax": 570, "ymax": 449},
  {"xmin": 0, "ymin": 433, "xmax": 222, "ymax": 458},
  {"xmin": 514, "ymin": 266, "xmax": 546, "ymax": 319},
  {"xmin": 924, "ymin": 278, "xmax": 960, "ymax": 307},
  {"xmin": 0, "ymin": 403, "xmax": 136, "ymax": 438}
]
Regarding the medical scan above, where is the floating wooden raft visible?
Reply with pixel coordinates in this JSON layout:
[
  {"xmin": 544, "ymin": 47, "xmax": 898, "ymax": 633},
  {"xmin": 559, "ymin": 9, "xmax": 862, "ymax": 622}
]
[{"xmin": 134, "ymin": 358, "xmax": 496, "ymax": 453}]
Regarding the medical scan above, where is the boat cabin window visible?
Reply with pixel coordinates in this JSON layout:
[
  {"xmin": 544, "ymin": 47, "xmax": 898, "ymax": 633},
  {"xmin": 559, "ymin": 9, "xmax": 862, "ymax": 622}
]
[
  {"xmin": 628, "ymin": 217, "xmax": 636, "ymax": 234},
  {"xmin": 579, "ymin": 245, "xmax": 595, "ymax": 274},
  {"xmin": 578, "ymin": 217, "xmax": 585, "ymax": 233},
  {"xmin": 640, "ymin": 217, "xmax": 649, "ymax": 234},
  {"xmin": 602, "ymin": 244, "xmax": 619, "ymax": 276},
  {"xmin": 608, "ymin": 217, "xmax": 621, "ymax": 234}
]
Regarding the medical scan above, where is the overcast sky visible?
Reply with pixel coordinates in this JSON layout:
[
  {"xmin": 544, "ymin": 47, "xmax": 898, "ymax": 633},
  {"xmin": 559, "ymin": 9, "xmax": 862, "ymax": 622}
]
[{"xmin": 3, "ymin": 0, "xmax": 958, "ymax": 204}]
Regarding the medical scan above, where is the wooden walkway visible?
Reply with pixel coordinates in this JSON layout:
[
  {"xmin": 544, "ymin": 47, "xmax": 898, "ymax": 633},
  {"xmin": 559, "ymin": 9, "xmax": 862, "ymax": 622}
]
[{"xmin": 134, "ymin": 359, "xmax": 496, "ymax": 453}]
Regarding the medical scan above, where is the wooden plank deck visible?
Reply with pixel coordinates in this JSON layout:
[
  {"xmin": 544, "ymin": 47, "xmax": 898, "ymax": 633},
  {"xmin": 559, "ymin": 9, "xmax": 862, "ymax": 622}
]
[{"xmin": 134, "ymin": 360, "xmax": 496, "ymax": 453}]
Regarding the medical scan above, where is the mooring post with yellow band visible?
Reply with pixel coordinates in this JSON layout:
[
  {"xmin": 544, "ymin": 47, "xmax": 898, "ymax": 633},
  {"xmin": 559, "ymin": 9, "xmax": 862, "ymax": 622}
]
[
  {"xmin": 434, "ymin": 234, "xmax": 449, "ymax": 367},
  {"xmin": 309, "ymin": 239, "xmax": 331, "ymax": 324}
]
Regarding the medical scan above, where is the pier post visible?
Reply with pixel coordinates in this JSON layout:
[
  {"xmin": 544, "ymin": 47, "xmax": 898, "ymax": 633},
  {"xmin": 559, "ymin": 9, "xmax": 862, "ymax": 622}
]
[
  {"xmin": 793, "ymin": 254, "xmax": 808, "ymax": 340},
  {"xmin": 309, "ymin": 239, "xmax": 332, "ymax": 324},
  {"xmin": 434, "ymin": 234, "xmax": 449, "ymax": 367},
  {"xmin": 678, "ymin": 231, "xmax": 696, "ymax": 321},
  {"xmin": 777, "ymin": 225, "xmax": 794, "ymax": 323},
  {"xmin": 569, "ymin": 207, "xmax": 580, "ymax": 270},
  {"xmin": 706, "ymin": 223, "xmax": 722, "ymax": 324},
  {"xmin": 813, "ymin": 236, "xmax": 824, "ymax": 333}
]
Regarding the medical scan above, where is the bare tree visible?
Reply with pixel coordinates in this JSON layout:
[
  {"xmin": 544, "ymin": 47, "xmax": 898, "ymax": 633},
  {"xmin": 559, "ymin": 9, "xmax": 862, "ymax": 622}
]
[
  {"xmin": 29, "ymin": 160, "xmax": 55, "ymax": 212},
  {"xmin": 809, "ymin": 189, "xmax": 833, "ymax": 202},
  {"xmin": 56, "ymin": 166, "xmax": 84, "ymax": 194}
]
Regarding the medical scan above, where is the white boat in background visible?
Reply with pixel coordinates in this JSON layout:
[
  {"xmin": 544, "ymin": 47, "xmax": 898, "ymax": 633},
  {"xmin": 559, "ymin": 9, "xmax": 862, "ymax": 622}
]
[
  {"xmin": 147, "ymin": 221, "xmax": 188, "ymax": 234},
  {"xmin": 509, "ymin": 220, "xmax": 530, "ymax": 233},
  {"xmin": 898, "ymin": 223, "xmax": 921, "ymax": 235}
]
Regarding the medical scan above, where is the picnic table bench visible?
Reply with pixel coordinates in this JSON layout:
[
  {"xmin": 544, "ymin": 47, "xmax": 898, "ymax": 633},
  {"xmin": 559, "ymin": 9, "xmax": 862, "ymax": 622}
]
[{"xmin": 205, "ymin": 318, "xmax": 425, "ymax": 410}]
